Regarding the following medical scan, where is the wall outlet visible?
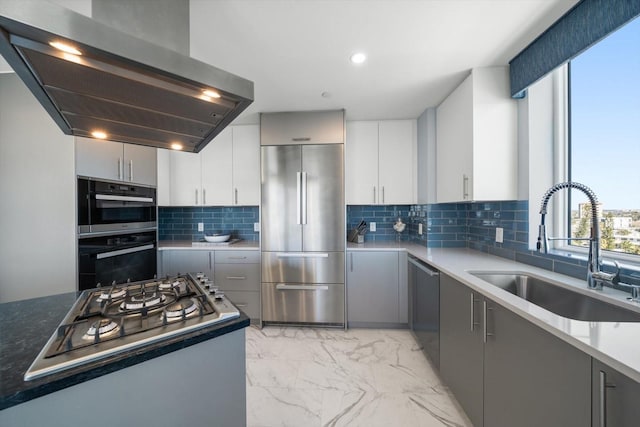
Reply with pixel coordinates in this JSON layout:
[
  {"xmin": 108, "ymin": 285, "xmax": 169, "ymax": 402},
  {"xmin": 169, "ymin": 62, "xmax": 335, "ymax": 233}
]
[
  {"xmin": 254, "ymin": 222, "xmax": 260, "ymax": 232},
  {"xmin": 370, "ymin": 222, "xmax": 376, "ymax": 232},
  {"xmin": 495, "ymin": 227, "xmax": 504, "ymax": 243},
  {"xmin": 197, "ymin": 222, "xmax": 204, "ymax": 232},
  {"xmin": 418, "ymin": 223, "xmax": 423, "ymax": 235}
]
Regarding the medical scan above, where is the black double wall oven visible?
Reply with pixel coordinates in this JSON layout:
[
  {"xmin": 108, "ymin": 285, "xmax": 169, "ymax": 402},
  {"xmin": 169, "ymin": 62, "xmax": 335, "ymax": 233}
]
[{"xmin": 77, "ymin": 178, "xmax": 157, "ymax": 291}]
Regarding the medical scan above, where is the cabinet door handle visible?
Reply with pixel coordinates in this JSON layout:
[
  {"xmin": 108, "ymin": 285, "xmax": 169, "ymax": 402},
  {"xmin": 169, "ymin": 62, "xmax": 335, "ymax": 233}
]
[
  {"xmin": 235, "ymin": 188, "xmax": 238, "ymax": 205},
  {"xmin": 382, "ymin": 186, "xmax": 385, "ymax": 204},
  {"xmin": 195, "ymin": 189, "xmax": 199, "ymax": 205},
  {"xmin": 227, "ymin": 256, "xmax": 247, "ymax": 260},
  {"xmin": 463, "ymin": 174, "xmax": 469, "ymax": 200},
  {"xmin": 350, "ymin": 252, "xmax": 353, "ymax": 272},
  {"xmin": 483, "ymin": 300, "xmax": 493, "ymax": 343},
  {"xmin": 129, "ymin": 160, "xmax": 133, "ymax": 182},
  {"xmin": 235, "ymin": 303, "xmax": 248, "ymax": 308},
  {"xmin": 373, "ymin": 186, "xmax": 376, "ymax": 204},
  {"xmin": 470, "ymin": 293, "xmax": 478, "ymax": 332},
  {"xmin": 226, "ymin": 276, "xmax": 246, "ymax": 280},
  {"xmin": 292, "ymin": 137, "xmax": 311, "ymax": 142},
  {"xmin": 209, "ymin": 252, "xmax": 212, "ymax": 270},
  {"xmin": 117, "ymin": 158, "xmax": 122, "ymax": 180},
  {"xmin": 203, "ymin": 188, "xmax": 207, "ymax": 205},
  {"xmin": 599, "ymin": 370, "xmax": 617, "ymax": 427}
]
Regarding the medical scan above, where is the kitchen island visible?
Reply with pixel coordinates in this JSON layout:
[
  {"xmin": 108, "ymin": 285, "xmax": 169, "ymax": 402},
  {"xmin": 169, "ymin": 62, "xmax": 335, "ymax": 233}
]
[{"xmin": 0, "ymin": 289, "xmax": 250, "ymax": 426}]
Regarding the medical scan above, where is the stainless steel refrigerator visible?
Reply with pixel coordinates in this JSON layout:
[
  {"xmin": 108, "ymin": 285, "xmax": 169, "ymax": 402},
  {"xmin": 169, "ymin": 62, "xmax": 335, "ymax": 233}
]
[{"xmin": 261, "ymin": 144, "xmax": 345, "ymax": 326}]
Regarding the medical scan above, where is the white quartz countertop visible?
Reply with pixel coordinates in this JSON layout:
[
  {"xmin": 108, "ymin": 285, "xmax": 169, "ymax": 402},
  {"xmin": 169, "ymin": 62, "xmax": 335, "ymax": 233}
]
[
  {"xmin": 158, "ymin": 240, "xmax": 259, "ymax": 251},
  {"xmin": 348, "ymin": 241, "xmax": 640, "ymax": 382}
]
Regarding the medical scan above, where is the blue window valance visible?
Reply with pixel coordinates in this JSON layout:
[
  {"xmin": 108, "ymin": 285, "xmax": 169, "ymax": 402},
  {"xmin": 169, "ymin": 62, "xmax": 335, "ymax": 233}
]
[{"xmin": 509, "ymin": 0, "xmax": 640, "ymax": 98}]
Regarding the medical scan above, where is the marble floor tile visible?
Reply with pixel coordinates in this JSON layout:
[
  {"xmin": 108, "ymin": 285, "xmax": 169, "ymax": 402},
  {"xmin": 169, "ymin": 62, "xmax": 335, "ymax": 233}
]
[{"xmin": 245, "ymin": 326, "xmax": 472, "ymax": 427}]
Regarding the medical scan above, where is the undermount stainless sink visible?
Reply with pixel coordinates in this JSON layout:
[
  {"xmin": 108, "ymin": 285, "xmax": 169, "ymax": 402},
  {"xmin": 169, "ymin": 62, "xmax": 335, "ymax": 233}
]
[{"xmin": 470, "ymin": 272, "xmax": 640, "ymax": 322}]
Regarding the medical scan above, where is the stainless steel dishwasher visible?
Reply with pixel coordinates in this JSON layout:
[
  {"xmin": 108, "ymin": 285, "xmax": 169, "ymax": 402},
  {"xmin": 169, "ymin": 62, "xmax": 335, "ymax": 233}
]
[{"xmin": 408, "ymin": 255, "xmax": 440, "ymax": 369}]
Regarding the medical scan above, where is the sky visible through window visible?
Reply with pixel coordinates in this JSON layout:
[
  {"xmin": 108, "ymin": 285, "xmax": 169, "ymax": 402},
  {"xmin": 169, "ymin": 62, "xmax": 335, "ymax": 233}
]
[
  {"xmin": 570, "ymin": 16, "xmax": 640, "ymax": 210},
  {"xmin": 569, "ymin": 16, "xmax": 640, "ymax": 256}
]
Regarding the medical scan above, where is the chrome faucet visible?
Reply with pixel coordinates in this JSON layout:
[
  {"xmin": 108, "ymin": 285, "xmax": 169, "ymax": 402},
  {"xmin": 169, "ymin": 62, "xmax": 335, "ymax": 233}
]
[{"xmin": 537, "ymin": 182, "xmax": 618, "ymax": 290}]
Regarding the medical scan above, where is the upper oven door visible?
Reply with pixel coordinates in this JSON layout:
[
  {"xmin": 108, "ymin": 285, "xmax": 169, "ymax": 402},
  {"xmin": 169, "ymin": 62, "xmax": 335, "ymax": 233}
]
[{"xmin": 78, "ymin": 178, "xmax": 157, "ymax": 234}]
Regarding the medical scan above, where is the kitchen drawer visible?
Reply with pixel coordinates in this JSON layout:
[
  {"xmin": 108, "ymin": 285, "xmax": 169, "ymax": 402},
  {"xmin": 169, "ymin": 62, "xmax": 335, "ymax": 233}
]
[
  {"xmin": 224, "ymin": 290, "xmax": 260, "ymax": 320},
  {"xmin": 214, "ymin": 264, "xmax": 260, "ymax": 291},
  {"xmin": 262, "ymin": 282, "xmax": 344, "ymax": 324},
  {"xmin": 215, "ymin": 250, "xmax": 260, "ymax": 264},
  {"xmin": 262, "ymin": 251, "xmax": 344, "ymax": 284}
]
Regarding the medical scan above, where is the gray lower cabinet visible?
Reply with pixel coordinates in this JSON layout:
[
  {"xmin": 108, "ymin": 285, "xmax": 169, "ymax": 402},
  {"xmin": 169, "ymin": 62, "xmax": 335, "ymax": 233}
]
[
  {"xmin": 440, "ymin": 273, "xmax": 591, "ymax": 427},
  {"xmin": 160, "ymin": 250, "xmax": 213, "ymax": 278},
  {"xmin": 592, "ymin": 359, "xmax": 640, "ymax": 427},
  {"xmin": 440, "ymin": 273, "xmax": 484, "ymax": 427},
  {"xmin": 347, "ymin": 251, "xmax": 407, "ymax": 326},
  {"xmin": 215, "ymin": 250, "xmax": 260, "ymax": 321},
  {"xmin": 483, "ymin": 300, "xmax": 591, "ymax": 427}
]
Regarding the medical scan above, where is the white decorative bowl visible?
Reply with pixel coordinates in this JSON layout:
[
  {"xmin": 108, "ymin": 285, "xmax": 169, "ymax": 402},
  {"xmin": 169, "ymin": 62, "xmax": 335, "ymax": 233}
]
[{"xmin": 204, "ymin": 234, "xmax": 231, "ymax": 243}]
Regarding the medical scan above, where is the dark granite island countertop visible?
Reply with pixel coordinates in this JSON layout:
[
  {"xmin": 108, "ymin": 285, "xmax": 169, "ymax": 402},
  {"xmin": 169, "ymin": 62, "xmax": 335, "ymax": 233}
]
[{"xmin": 0, "ymin": 291, "xmax": 249, "ymax": 412}]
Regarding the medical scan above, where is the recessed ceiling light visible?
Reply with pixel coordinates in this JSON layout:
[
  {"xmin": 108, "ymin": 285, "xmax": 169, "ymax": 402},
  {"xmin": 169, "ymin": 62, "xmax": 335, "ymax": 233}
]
[
  {"xmin": 170, "ymin": 142, "xmax": 183, "ymax": 150},
  {"xmin": 321, "ymin": 91, "xmax": 331, "ymax": 98},
  {"xmin": 350, "ymin": 52, "xmax": 366, "ymax": 64},
  {"xmin": 49, "ymin": 41, "xmax": 82, "ymax": 56},
  {"xmin": 90, "ymin": 130, "xmax": 107, "ymax": 139}
]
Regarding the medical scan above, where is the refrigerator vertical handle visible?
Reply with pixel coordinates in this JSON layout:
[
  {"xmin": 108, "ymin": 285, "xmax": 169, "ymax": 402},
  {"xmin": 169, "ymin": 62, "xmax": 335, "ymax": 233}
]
[
  {"xmin": 301, "ymin": 171, "xmax": 308, "ymax": 225},
  {"xmin": 296, "ymin": 172, "xmax": 302, "ymax": 225}
]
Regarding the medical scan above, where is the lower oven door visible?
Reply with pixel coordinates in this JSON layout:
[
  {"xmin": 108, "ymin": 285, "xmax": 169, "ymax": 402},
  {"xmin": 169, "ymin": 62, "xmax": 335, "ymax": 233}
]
[
  {"xmin": 261, "ymin": 282, "xmax": 344, "ymax": 325},
  {"xmin": 78, "ymin": 231, "xmax": 157, "ymax": 290}
]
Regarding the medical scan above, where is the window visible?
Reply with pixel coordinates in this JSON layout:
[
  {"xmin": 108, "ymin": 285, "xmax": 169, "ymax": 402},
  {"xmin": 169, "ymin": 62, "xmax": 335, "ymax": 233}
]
[{"xmin": 566, "ymin": 16, "xmax": 640, "ymax": 259}]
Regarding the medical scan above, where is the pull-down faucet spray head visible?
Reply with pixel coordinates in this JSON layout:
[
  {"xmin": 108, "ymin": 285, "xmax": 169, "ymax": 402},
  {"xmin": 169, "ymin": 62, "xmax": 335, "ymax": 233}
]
[{"xmin": 538, "ymin": 182, "xmax": 604, "ymax": 289}]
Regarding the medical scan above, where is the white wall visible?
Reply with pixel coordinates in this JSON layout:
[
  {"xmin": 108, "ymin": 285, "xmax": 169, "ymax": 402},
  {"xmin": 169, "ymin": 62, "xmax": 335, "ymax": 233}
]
[
  {"xmin": 0, "ymin": 0, "xmax": 92, "ymax": 73},
  {"xmin": 0, "ymin": 74, "xmax": 76, "ymax": 302}
]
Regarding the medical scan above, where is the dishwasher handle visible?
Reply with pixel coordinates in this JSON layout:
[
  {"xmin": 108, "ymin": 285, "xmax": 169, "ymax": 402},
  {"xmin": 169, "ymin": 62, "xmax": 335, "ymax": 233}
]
[{"xmin": 409, "ymin": 257, "xmax": 439, "ymax": 277}]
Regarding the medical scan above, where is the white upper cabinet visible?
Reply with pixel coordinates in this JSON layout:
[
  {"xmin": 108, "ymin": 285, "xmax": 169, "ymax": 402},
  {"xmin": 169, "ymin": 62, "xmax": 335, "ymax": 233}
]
[
  {"xmin": 231, "ymin": 125, "xmax": 261, "ymax": 205},
  {"xmin": 76, "ymin": 137, "xmax": 157, "ymax": 186},
  {"xmin": 436, "ymin": 67, "xmax": 517, "ymax": 203},
  {"xmin": 346, "ymin": 120, "xmax": 416, "ymax": 205},
  {"xmin": 160, "ymin": 125, "xmax": 260, "ymax": 206},
  {"xmin": 345, "ymin": 121, "xmax": 379, "ymax": 204},
  {"xmin": 169, "ymin": 150, "xmax": 201, "ymax": 206},
  {"xmin": 201, "ymin": 127, "xmax": 233, "ymax": 205}
]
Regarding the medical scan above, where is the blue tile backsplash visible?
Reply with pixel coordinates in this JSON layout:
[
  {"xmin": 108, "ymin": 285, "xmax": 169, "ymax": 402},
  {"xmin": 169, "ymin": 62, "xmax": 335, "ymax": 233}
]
[
  {"xmin": 159, "ymin": 206, "xmax": 259, "ymax": 242},
  {"xmin": 347, "ymin": 205, "xmax": 414, "ymax": 242},
  {"xmin": 347, "ymin": 200, "xmax": 639, "ymax": 290}
]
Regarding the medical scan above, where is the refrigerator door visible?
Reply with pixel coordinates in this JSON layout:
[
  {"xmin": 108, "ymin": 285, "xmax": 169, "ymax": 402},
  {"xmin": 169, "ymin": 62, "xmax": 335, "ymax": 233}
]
[
  {"xmin": 261, "ymin": 145, "xmax": 302, "ymax": 252},
  {"xmin": 301, "ymin": 144, "xmax": 345, "ymax": 252}
]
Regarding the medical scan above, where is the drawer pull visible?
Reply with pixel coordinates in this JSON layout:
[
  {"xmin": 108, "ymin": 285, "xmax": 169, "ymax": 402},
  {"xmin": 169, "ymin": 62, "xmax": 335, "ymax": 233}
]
[
  {"xmin": 276, "ymin": 283, "xmax": 329, "ymax": 291},
  {"xmin": 227, "ymin": 256, "xmax": 248, "ymax": 260},
  {"xmin": 276, "ymin": 253, "xmax": 329, "ymax": 258},
  {"xmin": 235, "ymin": 303, "xmax": 248, "ymax": 308},
  {"xmin": 226, "ymin": 276, "xmax": 247, "ymax": 280}
]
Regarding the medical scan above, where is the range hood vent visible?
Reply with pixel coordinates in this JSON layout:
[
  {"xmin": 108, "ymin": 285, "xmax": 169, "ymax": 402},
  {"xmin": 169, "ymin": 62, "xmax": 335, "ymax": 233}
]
[{"xmin": 0, "ymin": 1, "xmax": 253, "ymax": 153}]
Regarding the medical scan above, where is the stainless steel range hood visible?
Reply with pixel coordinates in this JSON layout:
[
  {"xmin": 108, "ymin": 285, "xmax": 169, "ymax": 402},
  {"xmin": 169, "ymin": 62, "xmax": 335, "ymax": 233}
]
[{"xmin": 0, "ymin": 1, "xmax": 253, "ymax": 153}]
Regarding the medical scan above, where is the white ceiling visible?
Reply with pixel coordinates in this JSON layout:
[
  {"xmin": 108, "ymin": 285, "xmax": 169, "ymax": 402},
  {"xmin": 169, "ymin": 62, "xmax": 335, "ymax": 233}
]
[
  {"xmin": 0, "ymin": 0, "xmax": 579, "ymax": 124},
  {"xmin": 189, "ymin": 0, "xmax": 579, "ymax": 124}
]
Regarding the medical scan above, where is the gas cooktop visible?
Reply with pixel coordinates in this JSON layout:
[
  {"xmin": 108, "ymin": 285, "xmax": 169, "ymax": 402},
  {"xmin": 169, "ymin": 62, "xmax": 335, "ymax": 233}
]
[{"xmin": 24, "ymin": 274, "xmax": 239, "ymax": 381}]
